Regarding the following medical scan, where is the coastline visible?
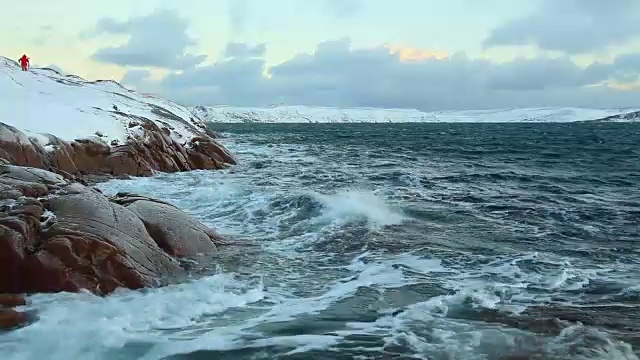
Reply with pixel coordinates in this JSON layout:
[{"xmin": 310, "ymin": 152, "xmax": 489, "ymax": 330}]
[
  {"xmin": 0, "ymin": 124, "xmax": 235, "ymax": 330},
  {"xmin": 0, "ymin": 58, "xmax": 238, "ymax": 330}
]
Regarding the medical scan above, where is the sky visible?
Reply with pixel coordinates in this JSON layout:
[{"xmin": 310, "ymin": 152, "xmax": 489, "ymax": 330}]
[{"xmin": 2, "ymin": 0, "xmax": 640, "ymax": 111}]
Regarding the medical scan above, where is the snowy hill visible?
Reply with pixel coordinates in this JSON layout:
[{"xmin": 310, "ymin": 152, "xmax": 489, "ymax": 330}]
[
  {"xmin": 3, "ymin": 55, "xmax": 635, "ymax": 134},
  {"xmin": 0, "ymin": 57, "xmax": 211, "ymax": 148},
  {"xmin": 191, "ymin": 105, "xmax": 640, "ymax": 124},
  {"xmin": 586, "ymin": 110, "xmax": 640, "ymax": 122}
]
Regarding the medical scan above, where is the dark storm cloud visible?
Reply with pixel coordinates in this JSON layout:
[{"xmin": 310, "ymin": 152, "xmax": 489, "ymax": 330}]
[{"xmin": 484, "ymin": 0, "xmax": 640, "ymax": 54}]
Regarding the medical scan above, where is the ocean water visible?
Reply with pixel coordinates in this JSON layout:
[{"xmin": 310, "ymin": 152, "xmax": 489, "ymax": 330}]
[{"xmin": 2, "ymin": 122, "xmax": 640, "ymax": 360}]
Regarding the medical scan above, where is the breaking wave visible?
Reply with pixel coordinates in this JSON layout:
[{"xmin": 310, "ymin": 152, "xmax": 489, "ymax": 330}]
[{"xmin": 2, "ymin": 122, "xmax": 639, "ymax": 359}]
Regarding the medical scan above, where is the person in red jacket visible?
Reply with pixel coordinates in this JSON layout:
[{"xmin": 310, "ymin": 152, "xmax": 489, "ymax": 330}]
[{"xmin": 19, "ymin": 54, "xmax": 30, "ymax": 71}]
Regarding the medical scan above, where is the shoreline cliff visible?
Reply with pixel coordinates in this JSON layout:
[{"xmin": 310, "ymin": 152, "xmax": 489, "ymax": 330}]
[{"xmin": 0, "ymin": 57, "xmax": 235, "ymax": 329}]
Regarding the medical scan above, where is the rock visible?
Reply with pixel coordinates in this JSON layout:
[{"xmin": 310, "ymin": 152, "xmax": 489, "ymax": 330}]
[
  {"xmin": 0, "ymin": 116, "xmax": 234, "ymax": 180},
  {"xmin": 0, "ymin": 123, "xmax": 45, "ymax": 169},
  {"xmin": 110, "ymin": 193, "xmax": 224, "ymax": 256},
  {"xmin": 0, "ymin": 294, "xmax": 29, "ymax": 330},
  {"xmin": 589, "ymin": 110, "xmax": 640, "ymax": 122},
  {"xmin": 31, "ymin": 183, "xmax": 182, "ymax": 294},
  {"xmin": 0, "ymin": 164, "xmax": 224, "ymax": 296},
  {"xmin": 0, "ymin": 294, "xmax": 26, "ymax": 307},
  {"xmin": 0, "ymin": 308, "xmax": 28, "ymax": 330},
  {"xmin": 189, "ymin": 136, "xmax": 237, "ymax": 166},
  {"xmin": 0, "ymin": 78, "xmax": 237, "ymax": 322}
]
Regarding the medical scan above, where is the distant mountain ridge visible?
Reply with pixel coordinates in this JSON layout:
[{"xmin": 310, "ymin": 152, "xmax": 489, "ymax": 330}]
[
  {"xmin": 583, "ymin": 110, "xmax": 640, "ymax": 122},
  {"xmin": 191, "ymin": 105, "xmax": 640, "ymax": 124}
]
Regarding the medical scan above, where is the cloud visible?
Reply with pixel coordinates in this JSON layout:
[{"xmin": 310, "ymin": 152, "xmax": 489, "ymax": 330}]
[
  {"xmin": 224, "ymin": 42, "xmax": 266, "ymax": 58},
  {"xmin": 324, "ymin": 0, "xmax": 362, "ymax": 18},
  {"xmin": 122, "ymin": 38, "xmax": 640, "ymax": 110},
  {"xmin": 88, "ymin": 9, "xmax": 205, "ymax": 69},
  {"xmin": 32, "ymin": 25, "xmax": 55, "ymax": 46},
  {"xmin": 121, "ymin": 69, "xmax": 152, "ymax": 86},
  {"xmin": 484, "ymin": 0, "xmax": 640, "ymax": 54},
  {"xmin": 385, "ymin": 45, "xmax": 448, "ymax": 61},
  {"xmin": 588, "ymin": 53, "xmax": 640, "ymax": 84},
  {"xmin": 227, "ymin": 0, "xmax": 250, "ymax": 37}
]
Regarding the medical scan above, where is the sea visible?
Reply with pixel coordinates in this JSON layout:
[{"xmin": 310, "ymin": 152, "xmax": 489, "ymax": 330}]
[{"xmin": 1, "ymin": 122, "xmax": 639, "ymax": 360}]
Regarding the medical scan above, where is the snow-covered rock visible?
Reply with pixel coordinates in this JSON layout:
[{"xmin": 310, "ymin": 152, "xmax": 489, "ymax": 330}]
[
  {"xmin": 0, "ymin": 57, "xmax": 215, "ymax": 146},
  {"xmin": 0, "ymin": 57, "xmax": 235, "ymax": 178},
  {"xmin": 586, "ymin": 110, "xmax": 640, "ymax": 122},
  {"xmin": 191, "ymin": 105, "xmax": 640, "ymax": 124},
  {"xmin": 0, "ymin": 58, "xmax": 234, "ymax": 327}
]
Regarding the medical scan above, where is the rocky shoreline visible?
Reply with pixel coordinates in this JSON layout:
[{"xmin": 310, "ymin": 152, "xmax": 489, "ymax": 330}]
[{"xmin": 0, "ymin": 118, "xmax": 237, "ymax": 330}]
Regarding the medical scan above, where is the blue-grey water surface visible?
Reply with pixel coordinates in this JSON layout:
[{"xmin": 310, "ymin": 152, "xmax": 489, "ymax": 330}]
[{"xmin": 3, "ymin": 122, "xmax": 639, "ymax": 360}]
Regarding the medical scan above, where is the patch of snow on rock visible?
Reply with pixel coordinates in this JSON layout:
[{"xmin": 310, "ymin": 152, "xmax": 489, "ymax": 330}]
[
  {"xmin": 0, "ymin": 56, "xmax": 210, "ymax": 147},
  {"xmin": 40, "ymin": 209, "xmax": 57, "ymax": 228}
]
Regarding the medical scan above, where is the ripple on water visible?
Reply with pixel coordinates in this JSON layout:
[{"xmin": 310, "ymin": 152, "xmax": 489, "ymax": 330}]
[{"xmin": 3, "ymin": 123, "xmax": 640, "ymax": 359}]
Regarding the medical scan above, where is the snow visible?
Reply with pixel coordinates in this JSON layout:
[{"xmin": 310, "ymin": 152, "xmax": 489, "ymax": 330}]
[
  {"xmin": 0, "ymin": 57, "xmax": 208, "ymax": 147},
  {"xmin": 43, "ymin": 144, "xmax": 57, "ymax": 153},
  {"xmin": 0, "ymin": 199, "xmax": 16, "ymax": 210},
  {"xmin": 590, "ymin": 110, "xmax": 640, "ymax": 122},
  {"xmin": 192, "ymin": 105, "xmax": 640, "ymax": 124},
  {"xmin": 40, "ymin": 209, "xmax": 57, "ymax": 228},
  {"xmin": 22, "ymin": 131, "xmax": 51, "ymax": 147},
  {"xmin": 4, "ymin": 55, "xmax": 636, "ymax": 142}
]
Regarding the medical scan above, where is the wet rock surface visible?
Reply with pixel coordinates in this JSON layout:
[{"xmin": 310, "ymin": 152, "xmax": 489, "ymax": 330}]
[
  {"xmin": 0, "ymin": 164, "xmax": 226, "ymax": 301},
  {"xmin": 0, "ymin": 65, "xmax": 238, "ymax": 332},
  {"xmin": 0, "ymin": 294, "xmax": 29, "ymax": 330},
  {"xmin": 110, "ymin": 193, "xmax": 225, "ymax": 257},
  {"xmin": 0, "ymin": 119, "xmax": 234, "ymax": 180}
]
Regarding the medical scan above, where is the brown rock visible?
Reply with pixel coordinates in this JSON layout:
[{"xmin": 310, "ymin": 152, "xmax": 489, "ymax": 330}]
[
  {"xmin": 190, "ymin": 136, "xmax": 237, "ymax": 165},
  {"xmin": 111, "ymin": 194, "xmax": 223, "ymax": 256},
  {"xmin": 186, "ymin": 149, "xmax": 217, "ymax": 170},
  {"xmin": 0, "ymin": 148, "xmax": 14, "ymax": 164},
  {"xmin": 0, "ymin": 90, "xmax": 237, "ymax": 299},
  {"xmin": 1, "ymin": 164, "xmax": 226, "ymax": 297},
  {"xmin": 106, "ymin": 144, "xmax": 152, "ymax": 176},
  {"xmin": 0, "ymin": 123, "xmax": 46, "ymax": 169},
  {"xmin": 33, "ymin": 183, "xmax": 182, "ymax": 293},
  {"xmin": 46, "ymin": 136, "xmax": 79, "ymax": 175},
  {"xmin": 0, "ymin": 308, "xmax": 28, "ymax": 330},
  {"xmin": 0, "ymin": 292, "xmax": 30, "ymax": 333},
  {"xmin": 0, "ymin": 294, "xmax": 26, "ymax": 307},
  {"xmin": 1, "ymin": 115, "xmax": 235, "ymax": 181},
  {"xmin": 0, "ymin": 183, "xmax": 22, "ymax": 199}
]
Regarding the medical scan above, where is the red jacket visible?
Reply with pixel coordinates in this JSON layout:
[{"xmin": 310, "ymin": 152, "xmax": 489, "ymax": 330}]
[{"xmin": 19, "ymin": 55, "xmax": 29, "ymax": 65}]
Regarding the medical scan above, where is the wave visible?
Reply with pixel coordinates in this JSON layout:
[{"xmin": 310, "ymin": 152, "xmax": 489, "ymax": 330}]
[{"xmin": 4, "ymin": 123, "xmax": 639, "ymax": 359}]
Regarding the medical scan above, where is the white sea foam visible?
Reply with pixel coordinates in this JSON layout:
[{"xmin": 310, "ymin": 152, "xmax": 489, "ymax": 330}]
[
  {"xmin": 3, "ymin": 120, "xmax": 638, "ymax": 359},
  {"xmin": 314, "ymin": 189, "xmax": 406, "ymax": 229}
]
